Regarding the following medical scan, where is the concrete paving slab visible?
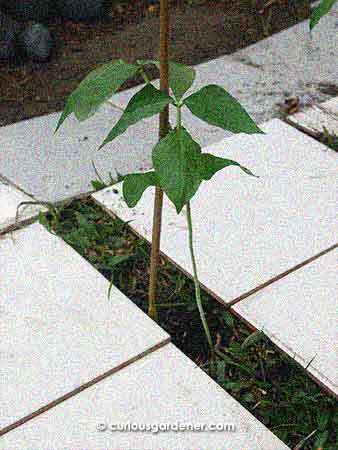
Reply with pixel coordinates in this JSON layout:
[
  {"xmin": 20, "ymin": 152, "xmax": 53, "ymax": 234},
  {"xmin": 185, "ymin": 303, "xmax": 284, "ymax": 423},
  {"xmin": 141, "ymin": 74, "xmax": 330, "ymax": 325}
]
[
  {"xmin": 0, "ymin": 181, "xmax": 45, "ymax": 233},
  {"xmin": 233, "ymin": 248, "xmax": 338, "ymax": 397},
  {"xmin": 0, "ymin": 343, "xmax": 290, "ymax": 449},
  {"xmin": 230, "ymin": 1, "xmax": 338, "ymax": 95},
  {"xmin": 92, "ymin": 118, "xmax": 337, "ymax": 306},
  {"xmin": 1, "ymin": 7, "xmax": 336, "ymax": 204},
  {"xmin": 284, "ymin": 96, "xmax": 338, "ymax": 138},
  {"xmin": 0, "ymin": 222, "xmax": 169, "ymax": 432},
  {"xmin": 0, "ymin": 103, "xmax": 158, "ymax": 203}
]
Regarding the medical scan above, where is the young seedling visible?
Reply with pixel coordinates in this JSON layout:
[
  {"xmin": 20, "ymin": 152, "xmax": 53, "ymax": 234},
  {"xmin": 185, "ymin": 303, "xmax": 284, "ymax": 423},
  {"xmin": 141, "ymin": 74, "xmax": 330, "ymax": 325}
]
[{"xmin": 54, "ymin": 58, "xmax": 265, "ymax": 366}]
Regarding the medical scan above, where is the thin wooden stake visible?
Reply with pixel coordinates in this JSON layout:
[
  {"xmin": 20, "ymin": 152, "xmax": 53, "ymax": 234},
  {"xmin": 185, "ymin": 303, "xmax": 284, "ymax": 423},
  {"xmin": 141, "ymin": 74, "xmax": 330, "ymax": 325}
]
[{"xmin": 148, "ymin": 0, "xmax": 170, "ymax": 320}]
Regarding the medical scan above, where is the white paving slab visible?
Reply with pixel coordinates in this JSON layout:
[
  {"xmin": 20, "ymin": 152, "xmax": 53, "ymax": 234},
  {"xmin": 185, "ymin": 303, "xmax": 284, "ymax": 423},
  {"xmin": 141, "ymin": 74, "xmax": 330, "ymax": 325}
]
[
  {"xmin": 1, "ymin": 6, "xmax": 336, "ymax": 204},
  {"xmin": 230, "ymin": 1, "xmax": 338, "ymax": 92},
  {"xmin": 0, "ymin": 343, "xmax": 290, "ymax": 450},
  {"xmin": 0, "ymin": 222, "xmax": 169, "ymax": 432},
  {"xmin": 92, "ymin": 119, "xmax": 337, "ymax": 305},
  {"xmin": 285, "ymin": 96, "xmax": 338, "ymax": 137},
  {"xmin": 0, "ymin": 181, "xmax": 44, "ymax": 232},
  {"xmin": 0, "ymin": 104, "xmax": 158, "ymax": 203},
  {"xmin": 233, "ymin": 248, "xmax": 338, "ymax": 397}
]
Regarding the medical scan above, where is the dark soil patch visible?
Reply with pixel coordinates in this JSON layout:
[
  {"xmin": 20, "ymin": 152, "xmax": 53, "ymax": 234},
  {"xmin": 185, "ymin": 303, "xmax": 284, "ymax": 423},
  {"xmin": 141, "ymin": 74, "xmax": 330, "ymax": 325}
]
[{"xmin": 0, "ymin": 0, "xmax": 311, "ymax": 127}]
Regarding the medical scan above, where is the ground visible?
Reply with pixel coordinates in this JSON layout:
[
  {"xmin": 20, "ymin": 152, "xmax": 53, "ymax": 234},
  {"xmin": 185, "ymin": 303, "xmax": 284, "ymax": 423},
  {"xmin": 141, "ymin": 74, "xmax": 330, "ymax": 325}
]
[{"xmin": 0, "ymin": 0, "xmax": 310, "ymax": 127}]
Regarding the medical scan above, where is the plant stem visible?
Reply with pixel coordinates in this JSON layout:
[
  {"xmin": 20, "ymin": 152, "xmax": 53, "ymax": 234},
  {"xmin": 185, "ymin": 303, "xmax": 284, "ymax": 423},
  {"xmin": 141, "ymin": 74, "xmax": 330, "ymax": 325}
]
[
  {"xmin": 148, "ymin": 0, "xmax": 170, "ymax": 321},
  {"xmin": 186, "ymin": 202, "xmax": 214, "ymax": 360},
  {"xmin": 175, "ymin": 86, "xmax": 214, "ymax": 365},
  {"xmin": 177, "ymin": 106, "xmax": 181, "ymax": 130},
  {"xmin": 137, "ymin": 62, "xmax": 151, "ymax": 84}
]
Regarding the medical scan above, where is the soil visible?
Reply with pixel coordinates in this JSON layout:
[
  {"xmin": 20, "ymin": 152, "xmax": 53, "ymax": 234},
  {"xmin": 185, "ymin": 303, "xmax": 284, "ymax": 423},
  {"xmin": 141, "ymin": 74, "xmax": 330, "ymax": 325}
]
[{"xmin": 0, "ymin": 0, "xmax": 311, "ymax": 127}]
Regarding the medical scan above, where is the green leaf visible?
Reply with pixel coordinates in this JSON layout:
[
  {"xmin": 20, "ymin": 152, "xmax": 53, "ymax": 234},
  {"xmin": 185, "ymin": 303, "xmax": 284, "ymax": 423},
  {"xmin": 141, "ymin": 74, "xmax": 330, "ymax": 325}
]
[
  {"xmin": 184, "ymin": 84, "xmax": 265, "ymax": 135},
  {"xmin": 243, "ymin": 392, "xmax": 255, "ymax": 403},
  {"xmin": 152, "ymin": 126, "xmax": 202, "ymax": 213},
  {"xmin": 152, "ymin": 126, "xmax": 257, "ymax": 213},
  {"xmin": 38, "ymin": 211, "xmax": 52, "ymax": 232},
  {"xmin": 216, "ymin": 359, "xmax": 226, "ymax": 379},
  {"xmin": 91, "ymin": 179, "xmax": 107, "ymax": 191},
  {"xmin": 107, "ymin": 255, "xmax": 132, "ymax": 299},
  {"xmin": 241, "ymin": 329, "xmax": 266, "ymax": 350},
  {"xmin": 313, "ymin": 430, "xmax": 329, "ymax": 448},
  {"xmin": 137, "ymin": 59, "xmax": 196, "ymax": 101},
  {"xmin": 108, "ymin": 254, "xmax": 131, "ymax": 268},
  {"xmin": 317, "ymin": 410, "xmax": 330, "ymax": 431},
  {"xmin": 54, "ymin": 59, "xmax": 139, "ymax": 134},
  {"xmin": 197, "ymin": 153, "xmax": 258, "ymax": 180},
  {"xmin": 123, "ymin": 171, "xmax": 158, "ymax": 208},
  {"xmin": 223, "ymin": 381, "xmax": 242, "ymax": 392},
  {"xmin": 215, "ymin": 349, "xmax": 254, "ymax": 375},
  {"xmin": 98, "ymin": 84, "xmax": 174, "ymax": 150},
  {"xmin": 310, "ymin": 0, "xmax": 336, "ymax": 31},
  {"xmin": 222, "ymin": 311, "xmax": 235, "ymax": 328}
]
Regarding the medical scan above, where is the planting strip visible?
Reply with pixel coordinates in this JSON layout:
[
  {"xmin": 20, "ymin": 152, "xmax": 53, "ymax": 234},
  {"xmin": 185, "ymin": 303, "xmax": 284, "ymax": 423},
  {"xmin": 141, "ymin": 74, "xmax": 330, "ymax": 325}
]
[
  {"xmin": 91, "ymin": 117, "xmax": 337, "ymax": 396},
  {"xmin": 233, "ymin": 248, "xmax": 338, "ymax": 398}
]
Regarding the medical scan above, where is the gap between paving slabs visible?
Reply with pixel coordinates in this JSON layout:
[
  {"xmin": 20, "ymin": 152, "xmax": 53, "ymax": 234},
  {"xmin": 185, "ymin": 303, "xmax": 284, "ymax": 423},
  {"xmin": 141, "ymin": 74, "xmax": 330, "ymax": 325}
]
[
  {"xmin": 34, "ymin": 193, "xmax": 338, "ymax": 448},
  {"xmin": 0, "ymin": 222, "xmax": 171, "ymax": 436},
  {"xmin": 0, "ymin": 223, "xmax": 289, "ymax": 449},
  {"xmin": 0, "ymin": 344, "xmax": 290, "ymax": 450},
  {"xmin": 91, "ymin": 195, "xmax": 338, "ymax": 399},
  {"xmin": 91, "ymin": 117, "xmax": 338, "ymax": 398},
  {"xmin": 233, "ymin": 247, "xmax": 338, "ymax": 399},
  {"xmin": 0, "ymin": 178, "xmax": 47, "ymax": 234},
  {"xmin": 282, "ymin": 97, "xmax": 338, "ymax": 150},
  {"xmin": 91, "ymin": 118, "xmax": 337, "ymax": 308}
]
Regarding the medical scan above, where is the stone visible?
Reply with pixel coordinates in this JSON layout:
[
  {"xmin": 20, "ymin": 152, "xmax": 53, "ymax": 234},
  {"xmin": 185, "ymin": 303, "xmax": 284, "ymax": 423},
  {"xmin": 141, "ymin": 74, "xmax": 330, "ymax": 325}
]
[
  {"xmin": 55, "ymin": 0, "xmax": 110, "ymax": 23},
  {"xmin": 0, "ymin": 10, "xmax": 23, "ymax": 61},
  {"xmin": 21, "ymin": 22, "xmax": 54, "ymax": 62},
  {"xmin": 0, "ymin": 0, "xmax": 55, "ymax": 22}
]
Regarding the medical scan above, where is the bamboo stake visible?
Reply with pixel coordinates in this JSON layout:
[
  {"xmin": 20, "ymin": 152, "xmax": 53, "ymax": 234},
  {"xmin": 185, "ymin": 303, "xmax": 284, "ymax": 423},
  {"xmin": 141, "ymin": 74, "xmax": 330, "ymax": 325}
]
[{"xmin": 148, "ymin": 0, "xmax": 170, "ymax": 320}]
